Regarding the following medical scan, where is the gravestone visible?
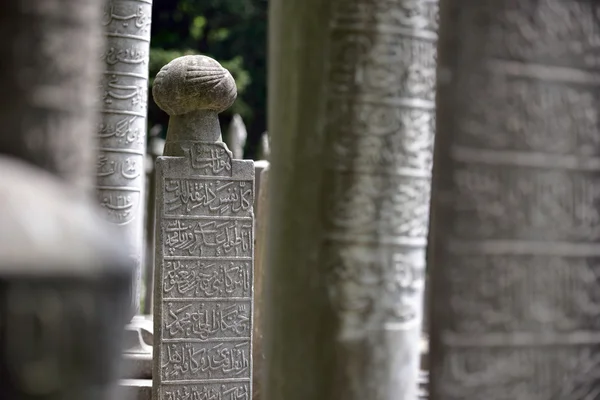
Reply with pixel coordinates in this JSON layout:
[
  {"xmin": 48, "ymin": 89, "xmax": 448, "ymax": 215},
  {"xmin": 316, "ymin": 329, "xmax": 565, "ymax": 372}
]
[
  {"xmin": 143, "ymin": 130, "xmax": 166, "ymax": 316},
  {"xmin": 152, "ymin": 55, "xmax": 254, "ymax": 400},
  {"xmin": 258, "ymin": 132, "xmax": 270, "ymax": 161},
  {"xmin": 252, "ymin": 166, "xmax": 269, "ymax": 400},
  {"xmin": 265, "ymin": 0, "xmax": 437, "ymax": 399},
  {"xmin": 226, "ymin": 114, "xmax": 248, "ymax": 159},
  {"xmin": 253, "ymin": 160, "xmax": 269, "ymax": 219},
  {"xmin": 428, "ymin": 1, "xmax": 600, "ymax": 399},
  {"xmin": 98, "ymin": 0, "xmax": 153, "ymax": 315}
]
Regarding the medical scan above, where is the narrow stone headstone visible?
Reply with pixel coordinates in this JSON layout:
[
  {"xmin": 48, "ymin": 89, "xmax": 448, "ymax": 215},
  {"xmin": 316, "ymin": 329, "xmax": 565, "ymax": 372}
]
[
  {"xmin": 258, "ymin": 132, "xmax": 270, "ymax": 161},
  {"xmin": 252, "ymin": 166, "xmax": 269, "ymax": 400},
  {"xmin": 142, "ymin": 132, "xmax": 166, "ymax": 316},
  {"xmin": 226, "ymin": 113, "xmax": 248, "ymax": 159},
  {"xmin": 253, "ymin": 160, "xmax": 269, "ymax": 219},
  {"xmin": 98, "ymin": 0, "xmax": 153, "ymax": 315},
  {"xmin": 152, "ymin": 55, "xmax": 254, "ymax": 400},
  {"xmin": 429, "ymin": 2, "xmax": 600, "ymax": 399}
]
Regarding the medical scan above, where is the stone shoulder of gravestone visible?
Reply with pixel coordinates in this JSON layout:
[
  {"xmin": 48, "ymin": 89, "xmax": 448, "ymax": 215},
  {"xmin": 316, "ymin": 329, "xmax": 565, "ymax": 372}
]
[{"xmin": 152, "ymin": 55, "xmax": 254, "ymax": 400}]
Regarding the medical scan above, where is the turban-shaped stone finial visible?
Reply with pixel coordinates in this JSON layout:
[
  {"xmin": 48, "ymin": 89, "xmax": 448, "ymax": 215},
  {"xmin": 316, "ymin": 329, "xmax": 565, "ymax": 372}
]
[{"xmin": 152, "ymin": 55, "xmax": 237, "ymax": 116}]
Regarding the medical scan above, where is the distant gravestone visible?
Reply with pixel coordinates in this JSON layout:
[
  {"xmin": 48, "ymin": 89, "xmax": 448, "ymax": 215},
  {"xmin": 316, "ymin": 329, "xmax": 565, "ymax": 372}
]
[
  {"xmin": 152, "ymin": 55, "xmax": 254, "ymax": 400},
  {"xmin": 226, "ymin": 114, "xmax": 248, "ymax": 159},
  {"xmin": 258, "ymin": 132, "xmax": 270, "ymax": 161}
]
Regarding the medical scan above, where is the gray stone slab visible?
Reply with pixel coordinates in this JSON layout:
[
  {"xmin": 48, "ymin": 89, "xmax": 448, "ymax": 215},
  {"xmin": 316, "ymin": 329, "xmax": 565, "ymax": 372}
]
[
  {"xmin": 252, "ymin": 165, "xmax": 269, "ymax": 400},
  {"xmin": 428, "ymin": 2, "xmax": 600, "ymax": 399},
  {"xmin": 152, "ymin": 55, "xmax": 254, "ymax": 400}
]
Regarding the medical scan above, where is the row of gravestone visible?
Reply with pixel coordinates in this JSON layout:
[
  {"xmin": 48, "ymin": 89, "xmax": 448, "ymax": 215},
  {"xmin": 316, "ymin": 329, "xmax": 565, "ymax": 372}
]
[{"xmin": 0, "ymin": 1, "xmax": 435, "ymax": 399}]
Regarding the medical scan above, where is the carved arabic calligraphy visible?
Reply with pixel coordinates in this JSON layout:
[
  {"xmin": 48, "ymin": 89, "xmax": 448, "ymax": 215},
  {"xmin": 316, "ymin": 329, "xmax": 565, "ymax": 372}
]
[
  {"xmin": 164, "ymin": 260, "xmax": 251, "ymax": 299},
  {"xmin": 162, "ymin": 383, "xmax": 250, "ymax": 400},
  {"xmin": 97, "ymin": 190, "xmax": 140, "ymax": 224},
  {"xmin": 102, "ymin": 75, "xmax": 145, "ymax": 106},
  {"xmin": 180, "ymin": 143, "xmax": 232, "ymax": 176},
  {"xmin": 164, "ymin": 301, "xmax": 251, "ymax": 340},
  {"xmin": 97, "ymin": 116, "xmax": 142, "ymax": 145},
  {"xmin": 161, "ymin": 342, "xmax": 250, "ymax": 380},
  {"xmin": 165, "ymin": 219, "xmax": 253, "ymax": 258},
  {"xmin": 97, "ymin": 153, "xmax": 142, "ymax": 180},
  {"xmin": 102, "ymin": 4, "xmax": 151, "ymax": 33},
  {"xmin": 102, "ymin": 46, "xmax": 148, "ymax": 66},
  {"xmin": 165, "ymin": 179, "xmax": 253, "ymax": 216}
]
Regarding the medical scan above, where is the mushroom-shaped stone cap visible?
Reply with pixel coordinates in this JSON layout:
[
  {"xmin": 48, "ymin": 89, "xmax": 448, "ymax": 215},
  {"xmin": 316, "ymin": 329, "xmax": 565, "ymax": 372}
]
[{"xmin": 152, "ymin": 55, "xmax": 237, "ymax": 116}]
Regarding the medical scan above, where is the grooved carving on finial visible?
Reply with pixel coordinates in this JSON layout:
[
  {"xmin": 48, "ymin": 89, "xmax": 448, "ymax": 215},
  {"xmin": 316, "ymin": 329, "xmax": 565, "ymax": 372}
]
[{"xmin": 153, "ymin": 55, "xmax": 237, "ymax": 116}]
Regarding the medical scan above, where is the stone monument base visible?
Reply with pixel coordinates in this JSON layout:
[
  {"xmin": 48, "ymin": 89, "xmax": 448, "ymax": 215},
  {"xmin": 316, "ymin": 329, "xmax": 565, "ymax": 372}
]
[
  {"xmin": 119, "ymin": 379, "xmax": 152, "ymax": 400},
  {"xmin": 121, "ymin": 315, "xmax": 153, "ymax": 379}
]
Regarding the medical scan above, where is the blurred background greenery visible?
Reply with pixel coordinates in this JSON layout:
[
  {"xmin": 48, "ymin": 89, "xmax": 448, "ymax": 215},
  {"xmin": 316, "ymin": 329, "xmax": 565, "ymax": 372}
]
[{"xmin": 149, "ymin": 0, "xmax": 268, "ymax": 159}]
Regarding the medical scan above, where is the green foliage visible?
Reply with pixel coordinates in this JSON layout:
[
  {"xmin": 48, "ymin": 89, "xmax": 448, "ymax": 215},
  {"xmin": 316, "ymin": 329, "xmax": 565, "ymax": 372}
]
[{"xmin": 149, "ymin": 0, "xmax": 267, "ymax": 158}]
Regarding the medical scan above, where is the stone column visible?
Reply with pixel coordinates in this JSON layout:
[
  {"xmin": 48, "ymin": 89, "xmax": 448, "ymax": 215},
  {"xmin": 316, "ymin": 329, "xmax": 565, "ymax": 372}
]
[
  {"xmin": 98, "ymin": 0, "xmax": 152, "ymax": 315},
  {"xmin": 265, "ymin": 0, "xmax": 437, "ymax": 399},
  {"xmin": 0, "ymin": 1, "xmax": 133, "ymax": 399},
  {"xmin": 0, "ymin": 0, "xmax": 102, "ymax": 192},
  {"xmin": 428, "ymin": 1, "xmax": 600, "ymax": 399},
  {"xmin": 152, "ymin": 55, "xmax": 255, "ymax": 400}
]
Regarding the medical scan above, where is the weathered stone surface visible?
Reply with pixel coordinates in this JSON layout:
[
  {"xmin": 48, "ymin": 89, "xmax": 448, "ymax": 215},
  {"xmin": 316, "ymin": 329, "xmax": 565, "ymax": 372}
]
[
  {"xmin": 0, "ymin": 156, "xmax": 132, "ymax": 400},
  {"xmin": 98, "ymin": 0, "xmax": 153, "ymax": 315},
  {"xmin": 428, "ymin": 1, "xmax": 600, "ymax": 399},
  {"xmin": 0, "ymin": 0, "xmax": 103, "ymax": 193},
  {"xmin": 252, "ymin": 166, "xmax": 268, "ymax": 400},
  {"xmin": 265, "ymin": 0, "xmax": 437, "ymax": 399},
  {"xmin": 143, "ymin": 134, "xmax": 165, "ymax": 315},
  {"xmin": 253, "ymin": 160, "xmax": 269, "ymax": 219},
  {"xmin": 152, "ymin": 55, "xmax": 254, "ymax": 400}
]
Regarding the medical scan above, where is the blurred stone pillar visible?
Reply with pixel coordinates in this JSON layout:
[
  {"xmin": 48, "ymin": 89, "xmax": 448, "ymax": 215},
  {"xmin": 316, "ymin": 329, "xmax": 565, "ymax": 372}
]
[
  {"xmin": 0, "ymin": 1, "xmax": 133, "ymax": 399},
  {"xmin": 0, "ymin": 0, "xmax": 101, "ymax": 193},
  {"xmin": 265, "ymin": 0, "xmax": 437, "ymax": 399},
  {"xmin": 428, "ymin": 1, "xmax": 600, "ymax": 399},
  {"xmin": 98, "ymin": 0, "xmax": 153, "ymax": 316}
]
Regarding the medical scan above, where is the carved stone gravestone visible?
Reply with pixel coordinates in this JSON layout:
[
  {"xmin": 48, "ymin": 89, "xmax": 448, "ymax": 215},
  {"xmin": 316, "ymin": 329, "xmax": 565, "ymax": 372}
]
[
  {"xmin": 152, "ymin": 55, "xmax": 254, "ymax": 400},
  {"xmin": 429, "ymin": 1, "xmax": 600, "ymax": 399},
  {"xmin": 99, "ymin": 0, "xmax": 153, "ymax": 315},
  {"xmin": 265, "ymin": 0, "xmax": 437, "ymax": 399}
]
